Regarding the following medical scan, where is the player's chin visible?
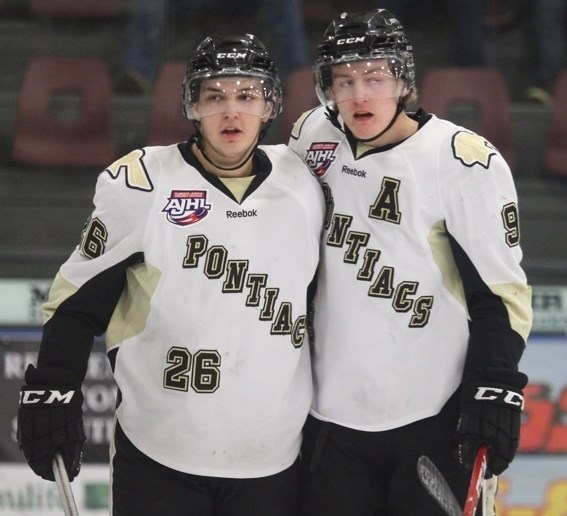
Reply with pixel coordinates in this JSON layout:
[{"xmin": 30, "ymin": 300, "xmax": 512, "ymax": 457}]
[
  {"xmin": 349, "ymin": 125, "xmax": 381, "ymax": 141},
  {"xmin": 347, "ymin": 115, "xmax": 376, "ymax": 133}
]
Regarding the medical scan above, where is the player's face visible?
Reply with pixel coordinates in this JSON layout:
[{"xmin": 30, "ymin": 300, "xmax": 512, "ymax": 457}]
[
  {"xmin": 194, "ymin": 77, "xmax": 273, "ymax": 167},
  {"xmin": 329, "ymin": 59, "xmax": 406, "ymax": 140},
  {"xmin": 193, "ymin": 76, "xmax": 273, "ymax": 120}
]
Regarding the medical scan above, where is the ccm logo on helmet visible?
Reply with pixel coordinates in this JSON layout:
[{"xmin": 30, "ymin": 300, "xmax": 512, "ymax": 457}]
[
  {"xmin": 474, "ymin": 386, "xmax": 524, "ymax": 408},
  {"xmin": 20, "ymin": 390, "xmax": 76, "ymax": 405},
  {"xmin": 336, "ymin": 37, "xmax": 365, "ymax": 45},
  {"xmin": 217, "ymin": 52, "xmax": 247, "ymax": 59}
]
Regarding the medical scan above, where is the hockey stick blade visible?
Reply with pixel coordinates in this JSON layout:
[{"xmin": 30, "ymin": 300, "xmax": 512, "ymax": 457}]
[
  {"xmin": 52, "ymin": 453, "xmax": 80, "ymax": 516},
  {"xmin": 417, "ymin": 455, "xmax": 461, "ymax": 516},
  {"xmin": 463, "ymin": 445, "xmax": 488, "ymax": 516}
]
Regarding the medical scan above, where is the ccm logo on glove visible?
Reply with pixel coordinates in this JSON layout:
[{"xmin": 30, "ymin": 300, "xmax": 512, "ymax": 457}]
[
  {"xmin": 473, "ymin": 387, "xmax": 524, "ymax": 408},
  {"xmin": 20, "ymin": 389, "xmax": 77, "ymax": 405}
]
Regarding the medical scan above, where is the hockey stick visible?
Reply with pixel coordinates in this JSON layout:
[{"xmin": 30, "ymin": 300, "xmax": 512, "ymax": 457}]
[
  {"xmin": 463, "ymin": 445, "xmax": 488, "ymax": 516},
  {"xmin": 52, "ymin": 453, "xmax": 80, "ymax": 516},
  {"xmin": 417, "ymin": 445, "xmax": 489, "ymax": 516},
  {"xmin": 417, "ymin": 454, "xmax": 461, "ymax": 516}
]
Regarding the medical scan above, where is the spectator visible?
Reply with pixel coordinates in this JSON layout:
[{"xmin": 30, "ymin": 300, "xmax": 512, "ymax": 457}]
[
  {"xmin": 115, "ymin": 0, "xmax": 166, "ymax": 95},
  {"xmin": 115, "ymin": 0, "xmax": 309, "ymax": 94},
  {"xmin": 525, "ymin": 0, "xmax": 567, "ymax": 106}
]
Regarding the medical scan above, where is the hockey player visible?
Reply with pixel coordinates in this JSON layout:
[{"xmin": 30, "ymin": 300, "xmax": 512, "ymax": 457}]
[
  {"xmin": 288, "ymin": 9, "xmax": 532, "ymax": 516},
  {"xmin": 17, "ymin": 33, "xmax": 325, "ymax": 515}
]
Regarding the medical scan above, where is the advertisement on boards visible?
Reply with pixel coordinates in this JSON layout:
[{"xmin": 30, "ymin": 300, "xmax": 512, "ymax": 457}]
[{"xmin": 0, "ymin": 281, "xmax": 565, "ymax": 514}]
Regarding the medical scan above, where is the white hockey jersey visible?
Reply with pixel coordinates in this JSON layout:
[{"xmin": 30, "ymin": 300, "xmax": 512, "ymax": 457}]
[
  {"xmin": 39, "ymin": 143, "xmax": 325, "ymax": 478},
  {"xmin": 289, "ymin": 106, "xmax": 532, "ymax": 431}
]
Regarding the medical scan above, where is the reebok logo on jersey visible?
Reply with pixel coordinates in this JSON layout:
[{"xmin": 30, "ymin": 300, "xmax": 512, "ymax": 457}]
[
  {"xmin": 304, "ymin": 142, "xmax": 339, "ymax": 177},
  {"xmin": 162, "ymin": 190, "xmax": 212, "ymax": 226},
  {"xmin": 226, "ymin": 209, "xmax": 258, "ymax": 218},
  {"xmin": 341, "ymin": 165, "xmax": 367, "ymax": 178}
]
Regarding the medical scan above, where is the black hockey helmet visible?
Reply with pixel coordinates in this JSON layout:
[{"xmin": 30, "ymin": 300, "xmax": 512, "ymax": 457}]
[
  {"xmin": 314, "ymin": 9, "xmax": 416, "ymax": 106},
  {"xmin": 182, "ymin": 33, "xmax": 283, "ymax": 121}
]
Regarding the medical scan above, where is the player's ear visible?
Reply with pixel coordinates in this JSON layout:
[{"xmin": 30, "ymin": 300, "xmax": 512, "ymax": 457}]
[
  {"xmin": 398, "ymin": 80, "xmax": 409, "ymax": 98},
  {"xmin": 327, "ymin": 87, "xmax": 337, "ymax": 103},
  {"xmin": 191, "ymin": 103, "xmax": 202, "ymax": 122},
  {"xmin": 261, "ymin": 102, "xmax": 274, "ymax": 123}
]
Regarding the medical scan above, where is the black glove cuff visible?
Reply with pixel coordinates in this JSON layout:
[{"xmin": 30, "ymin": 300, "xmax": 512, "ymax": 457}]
[
  {"xmin": 481, "ymin": 368, "xmax": 528, "ymax": 389},
  {"xmin": 24, "ymin": 364, "xmax": 82, "ymax": 386}
]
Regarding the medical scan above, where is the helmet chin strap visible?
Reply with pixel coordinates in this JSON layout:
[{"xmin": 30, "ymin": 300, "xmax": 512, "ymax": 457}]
[
  {"xmin": 190, "ymin": 129, "xmax": 256, "ymax": 172},
  {"xmin": 357, "ymin": 97, "xmax": 405, "ymax": 143}
]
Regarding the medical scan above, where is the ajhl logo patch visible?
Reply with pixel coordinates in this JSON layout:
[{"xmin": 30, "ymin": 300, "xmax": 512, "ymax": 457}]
[
  {"xmin": 304, "ymin": 142, "xmax": 339, "ymax": 177},
  {"xmin": 162, "ymin": 190, "xmax": 212, "ymax": 226}
]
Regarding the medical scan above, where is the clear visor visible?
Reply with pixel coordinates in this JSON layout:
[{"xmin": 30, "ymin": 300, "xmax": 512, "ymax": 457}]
[
  {"xmin": 321, "ymin": 58, "xmax": 405, "ymax": 104},
  {"xmin": 189, "ymin": 76, "xmax": 274, "ymax": 120}
]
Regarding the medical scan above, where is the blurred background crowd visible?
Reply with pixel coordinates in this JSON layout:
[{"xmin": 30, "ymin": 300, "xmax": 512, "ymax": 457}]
[{"xmin": 1, "ymin": 0, "xmax": 566, "ymax": 284}]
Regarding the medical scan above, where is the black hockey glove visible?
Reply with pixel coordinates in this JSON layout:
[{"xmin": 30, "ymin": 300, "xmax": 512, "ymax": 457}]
[
  {"xmin": 17, "ymin": 364, "xmax": 86, "ymax": 482},
  {"xmin": 455, "ymin": 367, "xmax": 528, "ymax": 477}
]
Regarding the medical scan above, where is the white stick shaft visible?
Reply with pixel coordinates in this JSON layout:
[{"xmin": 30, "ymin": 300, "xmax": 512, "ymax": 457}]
[
  {"xmin": 52, "ymin": 453, "xmax": 80, "ymax": 516},
  {"xmin": 417, "ymin": 455, "xmax": 462, "ymax": 516}
]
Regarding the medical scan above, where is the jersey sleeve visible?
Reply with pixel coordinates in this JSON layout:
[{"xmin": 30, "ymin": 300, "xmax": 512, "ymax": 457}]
[
  {"xmin": 439, "ymin": 131, "xmax": 532, "ymax": 381},
  {"xmin": 37, "ymin": 149, "xmax": 155, "ymax": 379}
]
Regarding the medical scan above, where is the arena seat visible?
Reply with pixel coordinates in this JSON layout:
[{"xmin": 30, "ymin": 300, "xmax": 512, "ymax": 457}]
[
  {"xmin": 543, "ymin": 71, "xmax": 567, "ymax": 178},
  {"xmin": 12, "ymin": 57, "xmax": 117, "ymax": 167},
  {"xmin": 417, "ymin": 67, "xmax": 516, "ymax": 170},
  {"xmin": 29, "ymin": 0, "xmax": 128, "ymax": 18},
  {"xmin": 147, "ymin": 61, "xmax": 194, "ymax": 146},
  {"xmin": 278, "ymin": 66, "xmax": 319, "ymax": 143}
]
